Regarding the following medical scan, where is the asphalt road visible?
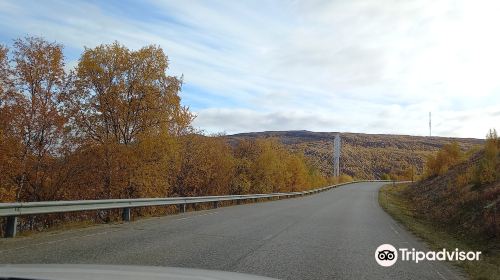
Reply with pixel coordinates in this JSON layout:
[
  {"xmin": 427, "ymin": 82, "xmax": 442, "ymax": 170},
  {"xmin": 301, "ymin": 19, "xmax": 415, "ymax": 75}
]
[{"xmin": 0, "ymin": 182, "xmax": 465, "ymax": 280}]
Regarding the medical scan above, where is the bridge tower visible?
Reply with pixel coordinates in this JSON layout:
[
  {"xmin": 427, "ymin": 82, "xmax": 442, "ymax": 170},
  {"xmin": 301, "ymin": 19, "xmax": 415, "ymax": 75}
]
[{"xmin": 333, "ymin": 134, "xmax": 341, "ymax": 177}]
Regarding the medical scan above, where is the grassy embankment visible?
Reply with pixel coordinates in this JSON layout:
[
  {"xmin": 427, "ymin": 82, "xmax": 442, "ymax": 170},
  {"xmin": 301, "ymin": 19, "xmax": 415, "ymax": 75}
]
[{"xmin": 379, "ymin": 183, "xmax": 499, "ymax": 280}]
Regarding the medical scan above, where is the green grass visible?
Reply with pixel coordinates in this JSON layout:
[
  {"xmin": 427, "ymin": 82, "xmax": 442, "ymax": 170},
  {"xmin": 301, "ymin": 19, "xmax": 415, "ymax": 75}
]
[{"xmin": 379, "ymin": 183, "xmax": 500, "ymax": 280}]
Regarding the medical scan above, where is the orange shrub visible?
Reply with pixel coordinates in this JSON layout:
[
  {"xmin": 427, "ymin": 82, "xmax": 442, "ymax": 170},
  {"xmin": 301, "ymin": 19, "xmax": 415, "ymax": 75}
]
[{"xmin": 425, "ymin": 142, "xmax": 464, "ymax": 178}]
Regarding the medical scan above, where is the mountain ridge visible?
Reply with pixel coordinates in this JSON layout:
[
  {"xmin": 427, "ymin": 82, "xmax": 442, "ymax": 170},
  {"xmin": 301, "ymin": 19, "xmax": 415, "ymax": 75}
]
[{"xmin": 225, "ymin": 130, "xmax": 484, "ymax": 179}]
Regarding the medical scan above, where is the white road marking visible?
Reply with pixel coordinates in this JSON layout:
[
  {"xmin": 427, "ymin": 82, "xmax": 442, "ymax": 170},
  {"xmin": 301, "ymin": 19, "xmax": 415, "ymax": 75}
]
[
  {"xmin": 175, "ymin": 211, "xmax": 218, "ymax": 221},
  {"xmin": 389, "ymin": 225, "xmax": 399, "ymax": 235},
  {"xmin": 263, "ymin": 234, "xmax": 273, "ymax": 240},
  {"xmin": 436, "ymin": 270, "xmax": 447, "ymax": 280}
]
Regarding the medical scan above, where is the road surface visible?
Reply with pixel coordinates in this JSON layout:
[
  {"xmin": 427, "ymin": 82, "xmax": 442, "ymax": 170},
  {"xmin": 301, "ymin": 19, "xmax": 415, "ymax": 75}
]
[{"xmin": 0, "ymin": 182, "xmax": 465, "ymax": 279}]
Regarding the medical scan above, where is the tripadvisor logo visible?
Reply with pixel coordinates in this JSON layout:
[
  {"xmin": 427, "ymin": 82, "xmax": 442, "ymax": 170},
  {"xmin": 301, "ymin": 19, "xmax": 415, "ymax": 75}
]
[
  {"xmin": 375, "ymin": 244, "xmax": 481, "ymax": 267},
  {"xmin": 375, "ymin": 244, "xmax": 398, "ymax": 267}
]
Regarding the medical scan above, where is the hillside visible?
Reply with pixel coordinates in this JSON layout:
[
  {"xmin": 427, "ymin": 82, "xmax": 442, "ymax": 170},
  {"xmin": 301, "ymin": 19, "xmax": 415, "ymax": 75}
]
[
  {"xmin": 226, "ymin": 130, "xmax": 483, "ymax": 179},
  {"xmin": 405, "ymin": 149, "xmax": 499, "ymax": 237},
  {"xmin": 379, "ymin": 140, "xmax": 499, "ymax": 279}
]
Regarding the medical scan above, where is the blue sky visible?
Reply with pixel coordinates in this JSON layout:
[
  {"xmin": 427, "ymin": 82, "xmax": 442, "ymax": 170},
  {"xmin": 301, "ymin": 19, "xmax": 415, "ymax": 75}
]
[{"xmin": 1, "ymin": 0, "xmax": 499, "ymax": 138}]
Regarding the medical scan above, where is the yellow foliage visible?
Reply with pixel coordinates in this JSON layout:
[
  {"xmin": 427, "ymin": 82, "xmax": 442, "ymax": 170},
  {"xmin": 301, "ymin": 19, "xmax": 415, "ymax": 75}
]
[
  {"xmin": 232, "ymin": 138, "xmax": 326, "ymax": 194},
  {"xmin": 0, "ymin": 37, "xmax": 329, "ymax": 211},
  {"xmin": 425, "ymin": 142, "xmax": 464, "ymax": 178},
  {"xmin": 407, "ymin": 129, "xmax": 500, "ymax": 238},
  {"xmin": 338, "ymin": 174, "xmax": 354, "ymax": 183},
  {"xmin": 474, "ymin": 129, "xmax": 499, "ymax": 186},
  {"xmin": 0, "ymin": 37, "xmax": 68, "ymax": 202},
  {"xmin": 173, "ymin": 134, "xmax": 235, "ymax": 196},
  {"xmin": 0, "ymin": 186, "xmax": 16, "ymax": 202}
]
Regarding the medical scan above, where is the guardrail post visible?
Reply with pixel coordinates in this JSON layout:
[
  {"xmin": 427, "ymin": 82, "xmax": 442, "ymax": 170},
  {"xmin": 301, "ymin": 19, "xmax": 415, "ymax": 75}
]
[
  {"xmin": 122, "ymin": 208, "xmax": 131, "ymax": 222},
  {"xmin": 213, "ymin": 201, "xmax": 218, "ymax": 208},
  {"xmin": 178, "ymin": 204, "xmax": 186, "ymax": 213},
  {"xmin": 236, "ymin": 199, "xmax": 242, "ymax": 205},
  {"xmin": 4, "ymin": 216, "xmax": 17, "ymax": 238}
]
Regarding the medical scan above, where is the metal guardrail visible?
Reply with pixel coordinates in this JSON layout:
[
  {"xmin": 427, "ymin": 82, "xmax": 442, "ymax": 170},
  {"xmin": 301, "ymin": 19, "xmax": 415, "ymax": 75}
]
[{"xmin": 0, "ymin": 180, "xmax": 398, "ymax": 238}]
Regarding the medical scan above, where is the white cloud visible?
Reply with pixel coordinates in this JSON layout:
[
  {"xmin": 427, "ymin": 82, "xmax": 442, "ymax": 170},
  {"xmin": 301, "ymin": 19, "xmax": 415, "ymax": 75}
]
[
  {"xmin": 193, "ymin": 108, "xmax": 343, "ymax": 134},
  {"xmin": 1, "ymin": 0, "xmax": 499, "ymax": 138}
]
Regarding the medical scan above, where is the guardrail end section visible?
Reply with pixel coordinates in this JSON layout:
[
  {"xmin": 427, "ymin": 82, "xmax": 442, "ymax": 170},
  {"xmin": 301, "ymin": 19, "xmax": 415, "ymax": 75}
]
[{"xmin": 4, "ymin": 216, "xmax": 17, "ymax": 238}]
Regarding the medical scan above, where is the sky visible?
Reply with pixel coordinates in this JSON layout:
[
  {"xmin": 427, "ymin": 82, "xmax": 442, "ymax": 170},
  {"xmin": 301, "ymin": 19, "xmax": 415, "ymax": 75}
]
[{"xmin": 0, "ymin": 0, "xmax": 499, "ymax": 138}]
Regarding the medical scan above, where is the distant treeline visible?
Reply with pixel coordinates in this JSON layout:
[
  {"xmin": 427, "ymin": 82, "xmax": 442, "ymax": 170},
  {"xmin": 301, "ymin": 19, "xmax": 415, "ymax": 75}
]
[{"xmin": 0, "ymin": 36, "xmax": 339, "ymax": 215}]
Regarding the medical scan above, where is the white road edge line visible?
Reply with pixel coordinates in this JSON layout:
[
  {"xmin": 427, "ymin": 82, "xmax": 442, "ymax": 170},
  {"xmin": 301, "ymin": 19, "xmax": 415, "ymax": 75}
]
[{"xmin": 436, "ymin": 270, "xmax": 447, "ymax": 280}]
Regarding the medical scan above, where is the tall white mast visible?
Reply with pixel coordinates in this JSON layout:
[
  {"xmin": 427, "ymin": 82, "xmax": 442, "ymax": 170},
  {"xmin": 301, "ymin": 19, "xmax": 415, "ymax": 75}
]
[{"xmin": 429, "ymin": 112, "xmax": 432, "ymax": 137}]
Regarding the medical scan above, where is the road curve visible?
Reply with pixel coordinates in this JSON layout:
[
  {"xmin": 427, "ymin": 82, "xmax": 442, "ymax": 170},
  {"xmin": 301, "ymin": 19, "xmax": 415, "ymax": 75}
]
[{"xmin": 0, "ymin": 182, "xmax": 465, "ymax": 279}]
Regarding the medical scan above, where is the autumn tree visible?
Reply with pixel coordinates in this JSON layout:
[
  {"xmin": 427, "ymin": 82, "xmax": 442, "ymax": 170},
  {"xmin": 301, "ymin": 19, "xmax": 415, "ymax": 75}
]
[
  {"xmin": 0, "ymin": 44, "xmax": 16, "ymax": 201},
  {"xmin": 474, "ymin": 129, "xmax": 499, "ymax": 186},
  {"xmin": 70, "ymin": 42, "xmax": 194, "ymax": 200},
  {"xmin": 232, "ymin": 138, "xmax": 324, "ymax": 193},
  {"xmin": 425, "ymin": 142, "xmax": 464, "ymax": 177},
  {"xmin": 0, "ymin": 37, "xmax": 69, "ymax": 202},
  {"xmin": 248, "ymin": 139, "xmax": 290, "ymax": 193},
  {"xmin": 173, "ymin": 134, "xmax": 235, "ymax": 196}
]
